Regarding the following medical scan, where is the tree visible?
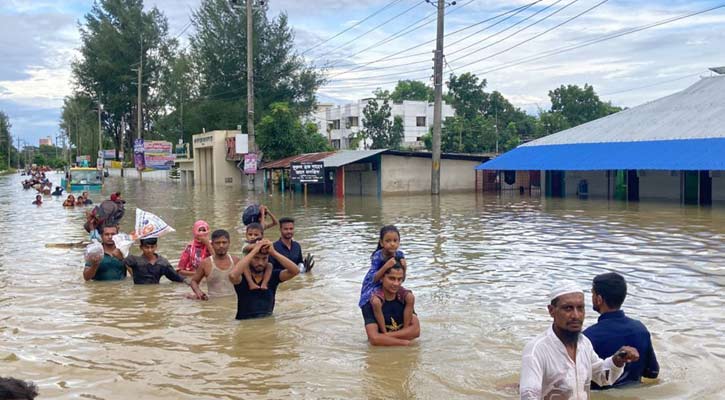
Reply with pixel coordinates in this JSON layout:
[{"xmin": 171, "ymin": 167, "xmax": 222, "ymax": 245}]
[
  {"xmin": 362, "ymin": 98, "xmax": 393, "ymax": 150},
  {"xmin": 60, "ymin": 95, "xmax": 100, "ymax": 159},
  {"xmin": 390, "ymin": 116, "xmax": 404, "ymax": 150},
  {"xmin": 0, "ymin": 111, "xmax": 15, "ymax": 170},
  {"xmin": 256, "ymin": 102, "xmax": 330, "ymax": 161},
  {"xmin": 447, "ymin": 72, "xmax": 488, "ymax": 120},
  {"xmin": 549, "ymin": 84, "xmax": 621, "ymax": 128},
  {"xmin": 390, "ymin": 80, "xmax": 434, "ymax": 103},
  {"xmin": 189, "ymin": 0, "xmax": 324, "ymax": 133},
  {"xmin": 71, "ymin": 0, "xmax": 176, "ymax": 160}
]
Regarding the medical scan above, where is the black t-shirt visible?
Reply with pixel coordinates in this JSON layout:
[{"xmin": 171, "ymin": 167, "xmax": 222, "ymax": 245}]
[
  {"xmin": 124, "ymin": 254, "xmax": 184, "ymax": 284},
  {"xmin": 361, "ymin": 297, "xmax": 408, "ymax": 333},
  {"xmin": 234, "ymin": 269, "xmax": 283, "ymax": 320},
  {"xmin": 270, "ymin": 239, "xmax": 303, "ymax": 271}
]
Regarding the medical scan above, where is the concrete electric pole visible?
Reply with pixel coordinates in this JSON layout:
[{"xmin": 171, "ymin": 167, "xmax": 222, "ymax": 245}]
[{"xmin": 431, "ymin": 0, "xmax": 446, "ymax": 195}]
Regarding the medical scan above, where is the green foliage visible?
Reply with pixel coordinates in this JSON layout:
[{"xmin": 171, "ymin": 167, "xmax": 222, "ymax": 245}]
[
  {"xmin": 548, "ymin": 84, "xmax": 622, "ymax": 127},
  {"xmin": 362, "ymin": 98, "xmax": 395, "ymax": 150},
  {"xmin": 70, "ymin": 0, "xmax": 176, "ymax": 158},
  {"xmin": 60, "ymin": 95, "xmax": 99, "ymax": 159},
  {"xmin": 390, "ymin": 80, "xmax": 434, "ymax": 103},
  {"xmin": 256, "ymin": 102, "xmax": 330, "ymax": 161},
  {"xmin": 188, "ymin": 0, "xmax": 324, "ymax": 133},
  {"xmin": 0, "ymin": 111, "xmax": 16, "ymax": 170},
  {"xmin": 390, "ymin": 115, "xmax": 404, "ymax": 150},
  {"xmin": 441, "ymin": 115, "xmax": 496, "ymax": 153}
]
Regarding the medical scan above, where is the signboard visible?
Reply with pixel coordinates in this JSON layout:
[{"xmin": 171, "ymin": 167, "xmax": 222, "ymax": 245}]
[
  {"xmin": 144, "ymin": 140, "xmax": 175, "ymax": 170},
  {"xmin": 193, "ymin": 133, "xmax": 214, "ymax": 149},
  {"xmin": 290, "ymin": 161, "xmax": 325, "ymax": 184},
  {"xmin": 133, "ymin": 139, "xmax": 145, "ymax": 171},
  {"xmin": 244, "ymin": 153, "xmax": 258, "ymax": 175},
  {"xmin": 235, "ymin": 133, "xmax": 249, "ymax": 154},
  {"xmin": 103, "ymin": 149, "xmax": 123, "ymax": 159},
  {"xmin": 76, "ymin": 155, "xmax": 91, "ymax": 164}
]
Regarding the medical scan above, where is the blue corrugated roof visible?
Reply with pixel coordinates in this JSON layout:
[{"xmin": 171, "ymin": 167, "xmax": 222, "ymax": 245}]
[{"xmin": 476, "ymin": 138, "xmax": 725, "ymax": 171}]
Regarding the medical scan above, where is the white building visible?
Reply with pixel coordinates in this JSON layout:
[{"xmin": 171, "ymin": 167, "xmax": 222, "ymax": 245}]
[{"xmin": 311, "ymin": 100, "xmax": 455, "ymax": 150}]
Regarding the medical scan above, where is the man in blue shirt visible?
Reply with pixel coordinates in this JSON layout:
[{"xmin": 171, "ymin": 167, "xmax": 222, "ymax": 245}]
[
  {"xmin": 270, "ymin": 217, "xmax": 304, "ymax": 271},
  {"xmin": 584, "ymin": 272, "xmax": 660, "ymax": 389}
]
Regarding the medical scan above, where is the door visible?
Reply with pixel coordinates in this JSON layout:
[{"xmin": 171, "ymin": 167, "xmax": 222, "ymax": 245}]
[
  {"xmin": 627, "ymin": 170, "xmax": 640, "ymax": 202},
  {"xmin": 546, "ymin": 171, "xmax": 565, "ymax": 197},
  {"xmin": 683, "ymin": 171, "xmax": 699, "ymax": 205},
  {"xmin": 699, "ymin": 170, "xmax": 712, "ymax": 206},
  {"xmin": 614, "ymin": 170, "xmax": 627, "ymax": 201}
]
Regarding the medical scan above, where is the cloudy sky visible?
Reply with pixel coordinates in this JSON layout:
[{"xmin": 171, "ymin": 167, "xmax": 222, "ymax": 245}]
[{"xmin": 1, "ymin": 0, "xmax": 724, "ymax": 146}]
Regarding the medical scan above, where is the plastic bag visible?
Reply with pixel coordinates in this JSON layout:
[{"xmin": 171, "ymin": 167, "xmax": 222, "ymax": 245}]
[
  {"xmin": 112, "ymin": 233, "xmax": 134, "ymax": 258},
  {"xmin": 133, "ymin": 208, "xmax": 175, "ymax": 239},
  {"xmin": 242, "ymin": 204, "xmax": 261, "ymax": 225},
  {"xmin": 84, "ymin": 240, "xmax": 104, "ymax": 263},
  {"xmin": 111, "ymin": 209, "xmax": 174, "ymax": 257}
]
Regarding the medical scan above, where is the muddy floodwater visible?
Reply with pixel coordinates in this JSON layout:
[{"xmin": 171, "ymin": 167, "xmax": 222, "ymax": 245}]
[{"xmin": 1, "ymin": 171, "xmax": 724, "ymax": 399}]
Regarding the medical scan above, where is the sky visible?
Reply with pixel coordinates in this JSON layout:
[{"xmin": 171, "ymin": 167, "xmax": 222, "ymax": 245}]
[{"xmin": 1, "ymin": 0, "xmax": 724, "ymax": 147}]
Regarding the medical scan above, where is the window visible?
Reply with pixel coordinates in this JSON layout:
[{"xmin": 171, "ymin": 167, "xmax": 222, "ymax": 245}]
[
  {"xmin": 416, "ymin": 116, "xmax": 426, "ymax": 127},
  {"xmin": 347, "ymin": 116, "xmax": 359, "ymax": 127},
  {"xmin": 332, "ymin": 139, "xmax": 341, "ymax": 149},
  {"xmin": 332, "ymin": 120, "xmax": 341, "ymax": 129}
]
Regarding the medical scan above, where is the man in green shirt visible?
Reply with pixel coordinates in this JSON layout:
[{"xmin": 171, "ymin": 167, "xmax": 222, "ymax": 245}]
[{"xmin": 83, "ymin": 225, "xmax": 126, "ymax": 281}]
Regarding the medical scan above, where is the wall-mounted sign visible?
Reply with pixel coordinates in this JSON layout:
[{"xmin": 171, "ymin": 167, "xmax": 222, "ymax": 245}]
[
  {"xmin": 244, "ymin": 153, "xmax": 258, "ymax": 175},
  {"xmin": 193, "ymin": 133, "xmax": 214, "ymax": 149},
  {"xmin": 290, "ymin": 162, "xmax": 324, "ymax": 184}
]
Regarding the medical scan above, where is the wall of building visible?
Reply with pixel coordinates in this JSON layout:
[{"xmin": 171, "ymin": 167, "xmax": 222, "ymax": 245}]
[
  {"xmin": 563, "ymin": 170, "xmax": 611, "ymax": 198},
  {"xmin": 638, "ymin": 170, "xmax": 681, "ymax": 201},
  {"xmin": 192, "ymin": 130, "xmax": 243, "ymax": 187},
  {"xmin": 711, "ymin": 171, "xmax": 725, "ymax": 202},
  {"xmin": 380, "ymin": 155, "xmax": 478, "ymax": 193}
]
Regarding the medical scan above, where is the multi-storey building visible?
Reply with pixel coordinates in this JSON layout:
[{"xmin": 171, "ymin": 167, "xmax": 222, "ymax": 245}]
[{"xmin": 310, "ymin": 100, "xmax": 455, "ymax": 150}]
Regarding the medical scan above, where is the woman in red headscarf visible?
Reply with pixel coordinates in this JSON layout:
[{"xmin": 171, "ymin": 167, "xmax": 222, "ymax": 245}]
[{"xmin": 176, "ymin": 220, "xmax": 213, "ymax": 277}]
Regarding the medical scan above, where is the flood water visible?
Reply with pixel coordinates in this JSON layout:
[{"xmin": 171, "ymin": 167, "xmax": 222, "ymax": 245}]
[{"xmin": 1, "ymin": 171, "xmax": 724, "ymax": 399}]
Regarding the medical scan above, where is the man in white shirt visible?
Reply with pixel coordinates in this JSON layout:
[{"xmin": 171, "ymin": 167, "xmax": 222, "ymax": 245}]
[{"xmin": 520, "ymin": 281, "xmax": 640, "ymax": 399}]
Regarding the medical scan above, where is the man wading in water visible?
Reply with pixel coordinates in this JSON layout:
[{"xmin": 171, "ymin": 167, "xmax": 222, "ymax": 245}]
[
  {"xmin": 188, "ymin": 229, "xmax": 239, "ymax": 300},
  {"xmin": 362, "ymin": 264, "xmax": 420, "ymax": 346},
  {"xmin": 519, "ymin": 281, "xmax": 640, "ymax": 399},
  {"xmin": 229, "ymin": 239, "xmax": 299, "ymax": 320}
]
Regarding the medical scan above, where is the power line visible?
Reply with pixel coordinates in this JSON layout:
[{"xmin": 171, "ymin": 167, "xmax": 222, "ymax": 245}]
[
  {"xmin": 450, "ymin": 0, "xmax": 606, "ymax": 70},
  {"xmin": 301, "ymin": 0, "xmax": 406, "ymax": 55},
  {"xmin": 324, "ymin": 0, "xmax": 547, "ymax": 78},
  {"xmin": 312, "ymin": 1, "xmax": 427, "ymax": 60},
  {"xmin": 322, "ymin": 3, "xmax": 725, "ymax": 90},
  {"xmin": 327, "ymin": 0, "xmax": 577, "ymax": 82}
]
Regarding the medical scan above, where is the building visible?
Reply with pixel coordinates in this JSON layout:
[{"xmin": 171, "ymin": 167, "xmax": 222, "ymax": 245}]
[
  {"xmin": 312, "ymin": 100, "xmax": 455, "ymax": 150},
  {"xmin": 261, "ymin": 149, "xmax": 489, "ymax": 196},
  {"xmin": 39, "ymin": 137, "xmax": 52, "ymax": 146},
  {"xmin": 181, "ymin": 130, "xmax": 263, "ymax": 187},
  {"xmin": 476, "ymin": 71, "xmax": 725, "ymax": 205}
]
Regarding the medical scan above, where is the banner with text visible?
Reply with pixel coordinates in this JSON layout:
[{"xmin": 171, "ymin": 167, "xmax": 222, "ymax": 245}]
[
  {"xmin": 144, "ymin": 140, "xmax": 175, "ymax": 170},
  {"xmin": 290, "ymin": 162, "xmax": 324, "ymax": 184}
]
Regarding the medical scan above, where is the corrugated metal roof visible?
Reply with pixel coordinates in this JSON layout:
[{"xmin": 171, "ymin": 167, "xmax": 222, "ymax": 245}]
[
  {"xmin": 524, "ymin": 75, "xmax": 725, "ymax": 147},
  {"xmin": 476, "ymin": 138, "xmax": 725, "ymax": 171},
  {"xmin": 261, "ymin": 152, "xmax": 335, "ymax": 169},
  {"xmin": 322, "ymin": 149, "xmax": 387, "ymax": 168}
]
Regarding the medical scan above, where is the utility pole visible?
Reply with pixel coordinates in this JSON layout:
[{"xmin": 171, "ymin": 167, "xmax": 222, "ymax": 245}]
[
  {"xmin": 16, "ymin": 137, "xmax": 21, "ymax": 170},
  {"xmin": 246, "ymin": 0, "xmax": 256, "ymax": 190},
  {"xmin": 431, "ymin": 0, "xmax": 445, "ymax": 195},
  {"xmin": 98, "ymin": 100, "xmax": 103, "ymax": 167},
  {"xmin": 137, "ymin": 39, "xmax": 144, "ymax": 180}
]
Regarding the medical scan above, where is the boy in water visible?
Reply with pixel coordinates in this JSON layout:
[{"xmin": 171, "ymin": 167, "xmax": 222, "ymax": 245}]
[{"xmin": 241, "ymin": 223, "xmax": 272, "ymax": 290}]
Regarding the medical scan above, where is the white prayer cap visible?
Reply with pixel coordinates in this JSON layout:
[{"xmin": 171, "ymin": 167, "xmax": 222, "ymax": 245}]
[{"xmin": 549, "ymin": 281, "xmax": 584, "ymax": 303}]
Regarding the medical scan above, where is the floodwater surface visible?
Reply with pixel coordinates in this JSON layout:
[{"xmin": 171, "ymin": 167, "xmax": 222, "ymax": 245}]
[{"xmin": 1, "ymin": 172, "xmax": 724, "ymax": 399}]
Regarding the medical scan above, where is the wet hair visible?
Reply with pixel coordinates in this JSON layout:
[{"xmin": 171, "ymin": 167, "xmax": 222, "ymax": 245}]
[
  {"xmin": 140, "ymin": 237, "xmax": 158, "ymax": 246},
  {"xmin": 211, "ymin": 229, "xmax": 230, "ymax": 241},
  {"xmin": 246, "ymin": 222, "xmax": 264, "ymax": 233},
  {"xmin": 593, "ymin": 272, "xmax": 627, "ymax": 309},
  {"xmin": 373, "ymin": 225, "xmax": 400, "ymax": 255},
  {"xmin": 0, "ymin": 376, "xmax": 39, "ymax": 399},
  {"xmin": 279, "ymin": 217, "xmax": 295, "ymax": 227},
  {"xmin": 383, "ymin": 262, "xmax": 405, "ymax": 276}
]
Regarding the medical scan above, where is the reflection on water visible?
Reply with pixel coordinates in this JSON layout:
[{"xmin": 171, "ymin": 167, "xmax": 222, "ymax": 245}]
[{"xmin": 1, "ymin": 172, "xmax": 724, "ymax": 399}]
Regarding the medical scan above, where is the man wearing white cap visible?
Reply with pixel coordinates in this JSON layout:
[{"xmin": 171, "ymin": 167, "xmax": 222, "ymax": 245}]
[{"xmin": 519, "ymin": 281, "xmax": 640, "ymax": 399}]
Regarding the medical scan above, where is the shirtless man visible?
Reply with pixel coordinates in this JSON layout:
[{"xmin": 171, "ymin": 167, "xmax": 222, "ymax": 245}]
[{"xmin": 188, "ymin": 229, "xmax": 239, "ymax": 299}]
